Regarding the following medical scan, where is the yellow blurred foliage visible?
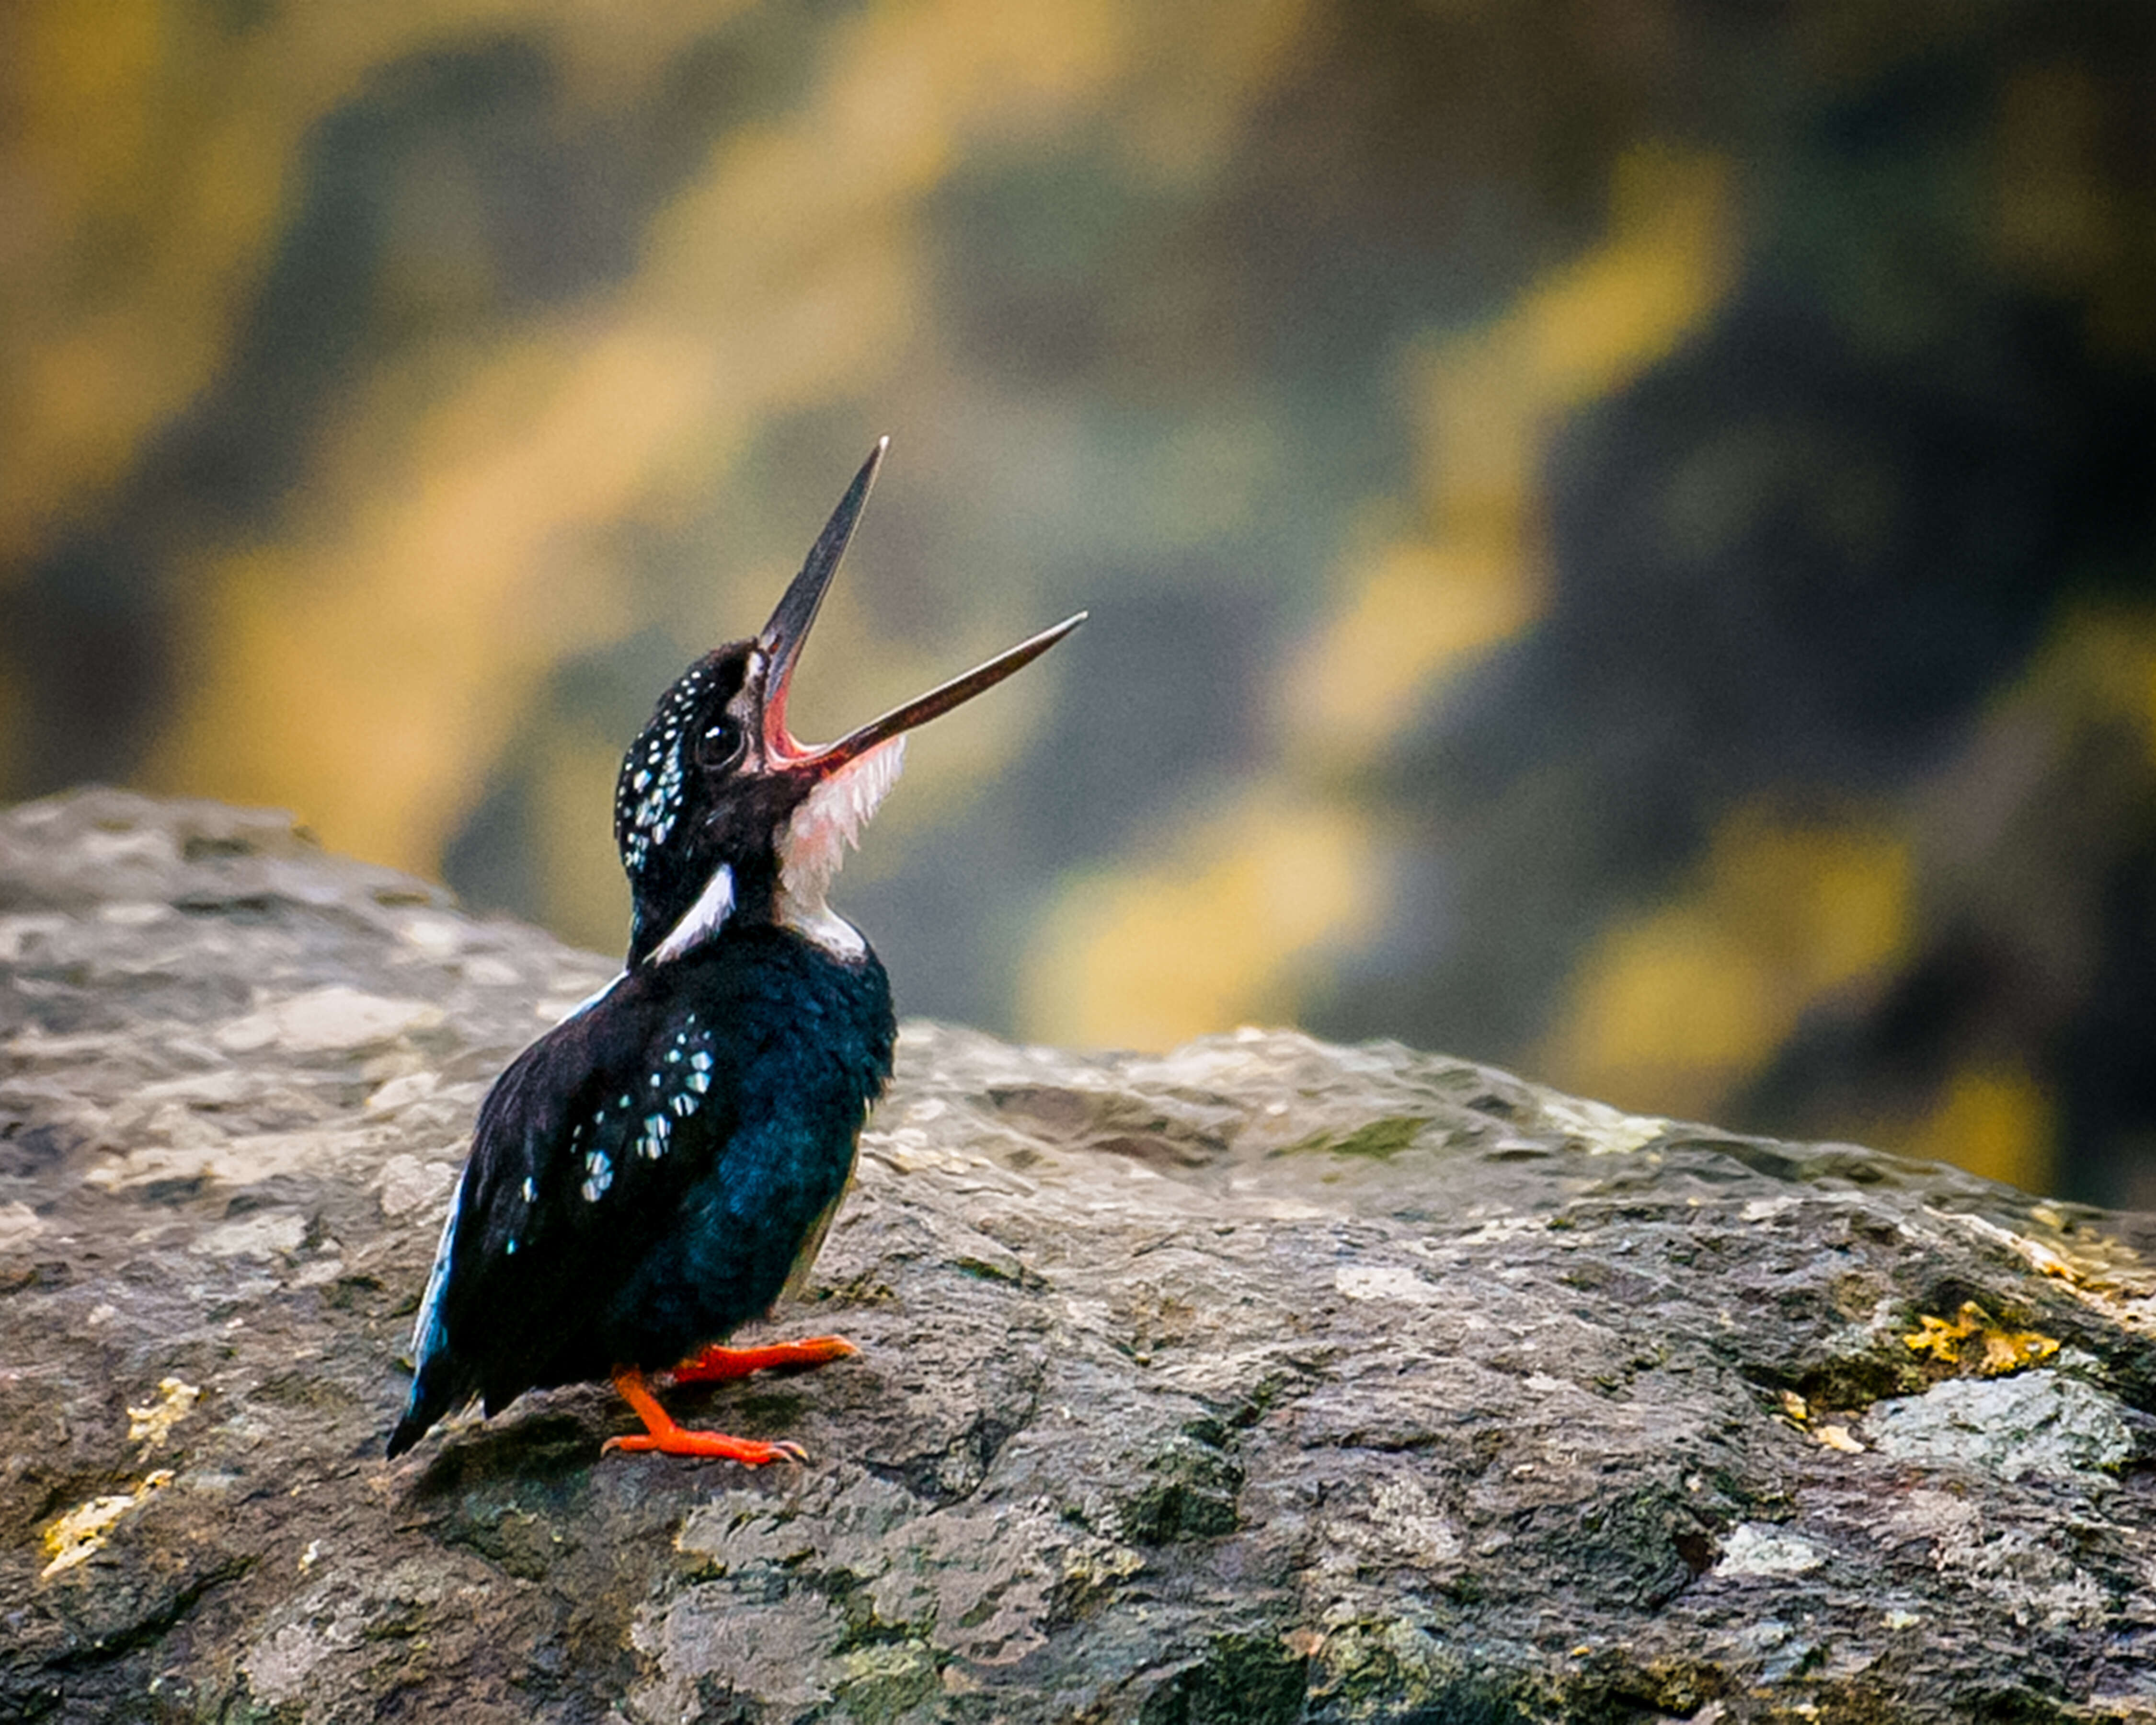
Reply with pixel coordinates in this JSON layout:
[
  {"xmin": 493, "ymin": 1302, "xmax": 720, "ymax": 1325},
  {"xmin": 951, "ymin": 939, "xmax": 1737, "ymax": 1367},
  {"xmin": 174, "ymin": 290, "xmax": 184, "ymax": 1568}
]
[
  {"xmin": 2041, "ymin": 603, "xmax": 2156, "ymax": 768},
  {"xmin": 147, "ymin": 325, "xmax": 701, "ymax": 874},
  {"xmin": 1539, "ymin": 811, "xmax": 1911, "ymax": 1121},
  {"xmin": 2, "ymin": 0, "xmax": 731, "ymax": 570},
  {"xmin": 6, "ymin": 0, "xmax": 2147, "ymax": 1203},
  {"xmin": 1063, "ymin": 146, "xmax": 1736, "ymax": 1054},
  {"xmin": 1023, "ymin": 794, "xmax": 1381, "ymax": 1051},
  {"xmin": 1906, "ymin": 1064, "xmax": 2053, "ymax": 1193},
  {"xmin": 1511, "ymin": 148, "xmax": 1736, "ymax": 410},
  {"xmin": 140, "ymin": 0, "xmax": 1156, "ymax": 876},
  {"xmin": 1993, "ymin": 62, "xmax": 2152, "ymax": 353},
  {"xmin": 1289, "ymin": 148, "xmax": 1733, "ymax": 761},
  {"xmin": 1289, "ymin": 536, "xmax": 1539, "ymax": 761},
  {"xmin": 531, "ymin": 727, "xmax": 637, "ymax": 954}
]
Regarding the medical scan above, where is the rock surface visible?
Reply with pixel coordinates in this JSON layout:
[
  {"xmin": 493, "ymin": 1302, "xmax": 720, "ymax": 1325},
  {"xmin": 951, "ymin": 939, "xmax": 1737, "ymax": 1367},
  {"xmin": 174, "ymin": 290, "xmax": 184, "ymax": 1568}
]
[{"xmin": 4, "ymin": 788, "xmax": 2156, "ymax": 1724}]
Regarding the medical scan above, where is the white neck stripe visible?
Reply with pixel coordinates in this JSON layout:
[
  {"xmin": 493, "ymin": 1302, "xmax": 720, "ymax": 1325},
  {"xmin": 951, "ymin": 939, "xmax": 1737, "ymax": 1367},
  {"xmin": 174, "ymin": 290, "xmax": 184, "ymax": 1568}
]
[{"xmin": 651, "ymin": 863, "xmax": 736, "ymax": 963}]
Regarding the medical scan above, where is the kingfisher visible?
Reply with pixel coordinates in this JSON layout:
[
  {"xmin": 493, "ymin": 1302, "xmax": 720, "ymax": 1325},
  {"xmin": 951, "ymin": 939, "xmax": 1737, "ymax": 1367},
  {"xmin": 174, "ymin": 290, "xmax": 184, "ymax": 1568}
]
[{"xmin": 387, "ymin": 440, "xmax": 1083, "ymax": 1463}]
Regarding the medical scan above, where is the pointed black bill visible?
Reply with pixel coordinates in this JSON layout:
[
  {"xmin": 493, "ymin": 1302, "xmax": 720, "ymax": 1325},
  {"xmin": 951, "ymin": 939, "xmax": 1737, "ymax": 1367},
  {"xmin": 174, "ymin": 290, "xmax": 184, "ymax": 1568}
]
[
  {"xmin": 810, "ymin": 610, "xmax": 1088, "ymax": 771},
  {"xmin": 754, "ymin": 437, "xmax": 1085, "ymax": 773},
  {"xmin": 759, "ymin": 437, "xmax": 887, "ymax": 742}
]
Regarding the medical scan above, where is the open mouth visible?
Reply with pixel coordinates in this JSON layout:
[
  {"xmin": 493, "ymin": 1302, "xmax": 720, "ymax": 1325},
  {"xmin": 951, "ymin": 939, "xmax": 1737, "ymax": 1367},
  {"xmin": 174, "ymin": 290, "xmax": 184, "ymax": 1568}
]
[{"xmin": 755, "ymin": 437, "xmax": 1087, "ymax": 782}]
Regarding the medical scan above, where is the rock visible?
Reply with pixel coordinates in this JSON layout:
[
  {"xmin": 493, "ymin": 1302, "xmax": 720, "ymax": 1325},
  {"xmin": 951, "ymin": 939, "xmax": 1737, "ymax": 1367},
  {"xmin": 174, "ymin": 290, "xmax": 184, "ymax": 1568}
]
[
  {"xmin": 4, "ymin": 787, "xmax": 2156, "ymax": 1722},
  {"xmin": 1862, "ymin": 1371, "xmax": 2137, "ymax": 1484}
]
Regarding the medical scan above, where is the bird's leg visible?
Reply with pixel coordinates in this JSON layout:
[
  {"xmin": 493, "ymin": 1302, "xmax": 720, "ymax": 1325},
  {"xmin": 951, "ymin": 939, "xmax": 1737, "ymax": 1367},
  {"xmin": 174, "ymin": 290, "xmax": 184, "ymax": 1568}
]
[
  {"xmin": 601, "ymin": 1367, "xmax": 807, "ymax": 1464},
  {"xmin": 666, "ymin": 1335, "xmax": 857, "ymax": 1384}
]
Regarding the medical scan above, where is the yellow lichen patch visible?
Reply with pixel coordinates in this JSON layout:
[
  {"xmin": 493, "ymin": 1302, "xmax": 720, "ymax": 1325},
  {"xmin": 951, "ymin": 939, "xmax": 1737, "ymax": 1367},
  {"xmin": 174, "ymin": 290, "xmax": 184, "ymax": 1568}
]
[
  {"xmin": 126, "ymin": 1376, "xmax": 201, "ymax": 1457},
  {"xmin": 1903, "ymin": 1302, "xmax": 2060, "ymax": 1379},
  {"xmin": 1774, "ymin": 1390, "xmax": 1866, "ymax": 1452},
  {"xmin": 40, "ymin": 1470, "xmax": 173, "ymax": 1579},
  {"xmin": 1979, "ymin": 1329, "xmax": 2061, "ymax": 1376}
]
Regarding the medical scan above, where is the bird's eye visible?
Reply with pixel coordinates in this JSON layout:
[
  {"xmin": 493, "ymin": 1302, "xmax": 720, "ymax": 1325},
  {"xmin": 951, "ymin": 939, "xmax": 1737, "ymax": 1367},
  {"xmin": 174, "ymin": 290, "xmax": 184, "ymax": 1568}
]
[{"xmin": 694, "ymin": 719, "xmax": 744, "ymax": 769}]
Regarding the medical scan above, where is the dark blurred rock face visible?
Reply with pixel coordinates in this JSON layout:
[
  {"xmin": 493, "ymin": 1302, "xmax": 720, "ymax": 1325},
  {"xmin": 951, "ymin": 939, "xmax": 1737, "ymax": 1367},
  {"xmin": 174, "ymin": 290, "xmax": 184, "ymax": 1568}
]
[
  {"xmin": 9, "ymin": 790, "xmax": 2156, "ymax": 1721},
  {"xmin": 1322, "ymin": 288, "xmax": 2156, "ymax": 1203},
  {"xmin": 1, "ymin": 3, "xmax": 2152, "ymax": 1204}
]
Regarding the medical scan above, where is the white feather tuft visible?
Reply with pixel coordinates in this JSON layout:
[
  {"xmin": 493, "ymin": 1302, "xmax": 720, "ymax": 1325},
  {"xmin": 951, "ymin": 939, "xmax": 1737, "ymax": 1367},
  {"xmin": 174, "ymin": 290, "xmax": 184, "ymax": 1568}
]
[{"xmin": 776, "ymin": 738, "xmax": 905, "ymax": 955}]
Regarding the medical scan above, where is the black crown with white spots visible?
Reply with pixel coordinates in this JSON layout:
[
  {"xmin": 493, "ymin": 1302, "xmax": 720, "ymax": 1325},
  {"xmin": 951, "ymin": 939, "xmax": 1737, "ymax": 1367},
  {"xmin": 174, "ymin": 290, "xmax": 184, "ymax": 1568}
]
[{"xmin": 611, "ymin": 645, "xmax": 805, "ymax": 969}]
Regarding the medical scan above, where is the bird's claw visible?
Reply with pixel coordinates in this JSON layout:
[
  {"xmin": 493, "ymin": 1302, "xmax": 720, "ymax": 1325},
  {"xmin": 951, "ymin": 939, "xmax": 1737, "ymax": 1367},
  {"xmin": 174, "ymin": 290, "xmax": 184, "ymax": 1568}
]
[{"xmin": 602, "ymin": 1429, "xmax": 807, "ymax": 1465}]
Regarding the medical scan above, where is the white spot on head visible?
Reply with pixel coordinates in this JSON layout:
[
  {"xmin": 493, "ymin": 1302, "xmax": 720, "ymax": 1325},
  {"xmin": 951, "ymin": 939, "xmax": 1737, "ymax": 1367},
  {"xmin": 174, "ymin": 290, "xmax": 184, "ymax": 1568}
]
[{"xmin": 620, "ymin": 717, "xmax": 691, "ymax": 873}]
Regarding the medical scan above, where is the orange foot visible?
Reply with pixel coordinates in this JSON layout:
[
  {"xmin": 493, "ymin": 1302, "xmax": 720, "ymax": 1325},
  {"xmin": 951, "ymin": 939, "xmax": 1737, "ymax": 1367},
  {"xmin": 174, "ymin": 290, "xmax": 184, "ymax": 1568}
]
[
  {"xmin": 666, "ymin": 1335, "xmax": 858, "ymax": 1385},
  {"xmin": 602, "ymin": 1368, "xmax": 805, "ymax": 1463}
]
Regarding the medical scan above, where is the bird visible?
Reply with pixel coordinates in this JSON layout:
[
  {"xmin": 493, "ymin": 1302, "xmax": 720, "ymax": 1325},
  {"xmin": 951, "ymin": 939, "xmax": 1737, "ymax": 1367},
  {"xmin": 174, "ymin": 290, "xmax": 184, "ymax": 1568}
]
[{"xmin": 387, "ymin": 438, "xmax": 1083, "ymax": 1463}]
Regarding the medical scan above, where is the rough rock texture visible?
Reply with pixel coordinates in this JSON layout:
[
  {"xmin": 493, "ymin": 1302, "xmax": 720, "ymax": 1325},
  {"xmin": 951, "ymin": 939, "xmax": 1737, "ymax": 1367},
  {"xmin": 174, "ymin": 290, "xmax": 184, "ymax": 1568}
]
[{"xmin": 5, "ymin": 789, "xmax": 2156, "ymax": 1724}]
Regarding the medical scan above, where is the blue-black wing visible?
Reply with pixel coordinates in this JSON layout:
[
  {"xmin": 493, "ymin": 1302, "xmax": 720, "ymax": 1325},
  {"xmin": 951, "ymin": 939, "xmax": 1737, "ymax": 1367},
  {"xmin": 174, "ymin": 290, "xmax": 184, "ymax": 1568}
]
[
  {"xmin": 389, "ymin": 971, "xmax": 742, "ymax": 1450},
  {"xmin": 387, "ymin": 930, "xmax": 892, "ymax": 1457}
]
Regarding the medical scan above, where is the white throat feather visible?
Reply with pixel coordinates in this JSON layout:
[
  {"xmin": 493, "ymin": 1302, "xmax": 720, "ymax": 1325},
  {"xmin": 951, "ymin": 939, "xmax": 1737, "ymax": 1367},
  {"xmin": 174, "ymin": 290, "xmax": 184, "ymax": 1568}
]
[{"xmin": 776, "ymin": 738, "xmax": 905, "ymax": 958}]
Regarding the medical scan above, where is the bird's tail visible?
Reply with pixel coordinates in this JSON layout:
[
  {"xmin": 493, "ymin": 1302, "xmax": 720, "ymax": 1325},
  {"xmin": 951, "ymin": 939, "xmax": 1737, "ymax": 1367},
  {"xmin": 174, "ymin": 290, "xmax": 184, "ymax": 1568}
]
[
  {"xmin": 386, "ymin": 1358, "xmax": 463, "ymax": 1458},
  {"xmin": 388, "ymin": 1170, "xmax": 469, "ymax": 1458}
]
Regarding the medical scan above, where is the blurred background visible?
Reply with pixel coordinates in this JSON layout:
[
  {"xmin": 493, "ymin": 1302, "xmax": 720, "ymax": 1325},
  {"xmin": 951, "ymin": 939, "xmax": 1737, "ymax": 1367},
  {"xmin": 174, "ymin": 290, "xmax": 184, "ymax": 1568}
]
[{"xmin": 2, "ymin": 0, "xmax": 2153, "ymax": 1204}]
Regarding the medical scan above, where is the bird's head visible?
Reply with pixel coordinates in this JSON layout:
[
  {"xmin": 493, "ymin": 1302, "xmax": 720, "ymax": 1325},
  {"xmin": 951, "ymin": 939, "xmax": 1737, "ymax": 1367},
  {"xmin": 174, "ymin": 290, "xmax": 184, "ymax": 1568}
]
[{"xmin": 615, "ymin": 439, "xmax": 1084, "ymax": 968}]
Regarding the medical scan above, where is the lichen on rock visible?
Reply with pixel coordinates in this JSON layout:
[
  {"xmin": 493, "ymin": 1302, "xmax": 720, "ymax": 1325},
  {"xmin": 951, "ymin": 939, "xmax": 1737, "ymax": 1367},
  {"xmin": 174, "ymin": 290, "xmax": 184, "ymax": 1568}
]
[{"xmin": 5, "ymin": 789, "xmax": 2156, "ymax": 1722}]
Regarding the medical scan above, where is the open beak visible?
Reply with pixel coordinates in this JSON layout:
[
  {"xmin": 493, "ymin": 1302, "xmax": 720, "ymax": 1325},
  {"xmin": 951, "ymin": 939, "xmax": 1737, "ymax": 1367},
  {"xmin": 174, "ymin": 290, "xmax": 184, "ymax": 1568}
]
[{"xmin": 756, "ymin": 438, "xmax": 1086, "ymax": 775}]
